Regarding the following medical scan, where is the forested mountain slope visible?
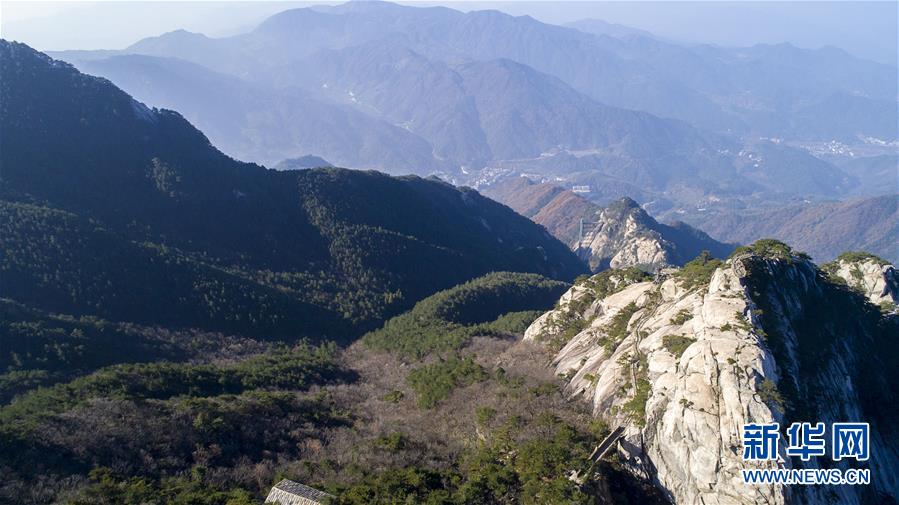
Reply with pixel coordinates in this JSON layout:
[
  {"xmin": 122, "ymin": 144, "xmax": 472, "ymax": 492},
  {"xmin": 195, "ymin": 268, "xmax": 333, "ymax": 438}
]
[{"xmin": 0, "ymin": 40, "xmax": 585, "ymax": 343}]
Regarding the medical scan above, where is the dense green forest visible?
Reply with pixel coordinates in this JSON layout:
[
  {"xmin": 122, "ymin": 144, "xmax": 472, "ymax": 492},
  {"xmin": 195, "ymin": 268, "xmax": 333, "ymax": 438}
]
[
  {"xmin": 363, "ymin": 272, "xmax": 568, "ymax": 357},
  {"xmin": 0, "ymin": 200, "xmax": 344, "ymax": 338}
]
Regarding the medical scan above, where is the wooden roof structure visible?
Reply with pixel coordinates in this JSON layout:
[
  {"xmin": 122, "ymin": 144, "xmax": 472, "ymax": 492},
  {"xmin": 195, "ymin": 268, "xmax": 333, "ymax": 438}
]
[{"xmin": 265, "ymin": 479, "xmax": 334, "ymax": 505}]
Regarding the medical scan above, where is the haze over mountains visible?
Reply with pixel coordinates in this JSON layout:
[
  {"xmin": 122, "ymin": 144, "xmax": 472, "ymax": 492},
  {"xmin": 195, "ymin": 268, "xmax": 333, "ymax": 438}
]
[
  {"xmin": 685, "ymin": 194, "xmax": 899, "ymax": 262},
  {"xmin": 50, "ymin": 1, "xmax": 896, "ymax": 228}
]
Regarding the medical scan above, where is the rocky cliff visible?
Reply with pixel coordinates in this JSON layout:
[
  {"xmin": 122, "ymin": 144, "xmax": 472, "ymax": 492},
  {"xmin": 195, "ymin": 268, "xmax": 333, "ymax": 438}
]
[
  {"xmin": 823, "ymin": 253, "xmax": 898, "ymax": 311},
  {"xmin": 576, "ymin": 198, "xmax": 671, "ymax": 271},
  {"xmin": 576, "ymin": 197, "xmax": 736, "ymax": 272},
  {"xmin": 526, "ymin": 242, "xmax": 899, "ymax": 504}
]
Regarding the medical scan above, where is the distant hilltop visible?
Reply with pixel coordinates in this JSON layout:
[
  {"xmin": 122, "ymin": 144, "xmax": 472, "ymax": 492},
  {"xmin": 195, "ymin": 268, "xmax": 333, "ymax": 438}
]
[
  {"xmin": 482, "ymin": 177, "xmax": 736, "ymax": 272},
  {"xmin": 274, "ymin": 155, "xmax": 333, "ymax": 170}
]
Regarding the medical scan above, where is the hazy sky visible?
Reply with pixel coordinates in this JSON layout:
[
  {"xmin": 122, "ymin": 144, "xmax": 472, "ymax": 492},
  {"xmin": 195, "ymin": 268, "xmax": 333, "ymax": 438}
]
[{"xmin": 2, "ymin": 1, "xmax": 896, "ymax": 64}]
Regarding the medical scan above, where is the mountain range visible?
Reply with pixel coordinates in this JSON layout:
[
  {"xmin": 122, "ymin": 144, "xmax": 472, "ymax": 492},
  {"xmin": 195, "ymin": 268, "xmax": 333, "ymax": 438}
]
[
  {"xmin": 681, "ymin": 194, "xmax": 898, "ymax": 263},
  {"xmin": 485, "ymin": 176, "xmax": 897, "ymax": 264},
  {"xmin": 48, "ymin": 0, "xmax": 896, "ymax": 219}
]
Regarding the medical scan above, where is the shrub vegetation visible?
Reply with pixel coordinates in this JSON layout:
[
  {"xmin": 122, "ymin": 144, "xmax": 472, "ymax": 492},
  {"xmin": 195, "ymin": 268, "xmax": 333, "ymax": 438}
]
[{"xmin": 364, "ymin": 272, "xmax": 567, "ymax": 357}]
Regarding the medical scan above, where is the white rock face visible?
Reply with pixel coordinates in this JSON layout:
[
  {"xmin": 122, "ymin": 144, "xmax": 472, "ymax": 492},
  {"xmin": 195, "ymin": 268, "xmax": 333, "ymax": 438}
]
[
  {"xmin": 829, "ymin": 258, "xmax": 897, "ymax": 308},
  {"xmin": 575, "ymin": 198, "xmax": 675, "ymax": 272},
  {"xmin": 574, "ymin": 197, "xmax": 735, "ymax": 273},
  {"xmin": 523, "ymin": 284, "xmax": 595, "ymax": 342},
  {"xmin": 580, "ymin": 213, "xmax": 672, "ymax": 271},
  {"xmin": 530, "ymin": 261, "xmax": 785, "ymax": 504},
  {"xmin": 527, "ymin": 253, "xmax": 899, "ymax": 504}
]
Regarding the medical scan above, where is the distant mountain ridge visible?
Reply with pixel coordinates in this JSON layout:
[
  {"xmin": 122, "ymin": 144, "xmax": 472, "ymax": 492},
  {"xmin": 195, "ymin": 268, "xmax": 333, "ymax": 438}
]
[
  {"xmin": 564, "ymin": 19, "xmax": 658, "ymax": 40},
  {"xmin": 145, "ymin": 0, "xmax": 896, "ymax": 142},
  {"xmin": 274, "ymin": 155, "xmax": 334, "ymax": 170},
  {"xmin": 0, "ymin": 40, "xmax": 586, "ymax": 341},
  {"xmin": 61, "ymin": 43, "xmax": 728, "ymax": 191},
  {"xmin": 47, "ymin": 0, "xmax": 892, "ymax": 215},
  {"xmin": 70, "ymin": 54, "xmax": 445, "ymax": 171},
  {"xmin": 682, "ymin": 194, "xmax": 899, "ymax": 263}
]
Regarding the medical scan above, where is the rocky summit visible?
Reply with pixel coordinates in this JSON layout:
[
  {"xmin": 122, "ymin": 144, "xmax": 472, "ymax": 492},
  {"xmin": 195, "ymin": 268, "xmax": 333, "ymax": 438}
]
[
  {"xmin": 823, "ymin": 252, "xmax": 898, "ymax": 311},
  {"xmin": 483, "ymin": 176, "xmax": 736, "ymax": 273},
  {"xmin": 526, "ymin": 241, "xmax": 899, "ymax": 504},
  {"xmin": 576, "ymin": 197, "xmax": 735, "ymax": 273}
]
